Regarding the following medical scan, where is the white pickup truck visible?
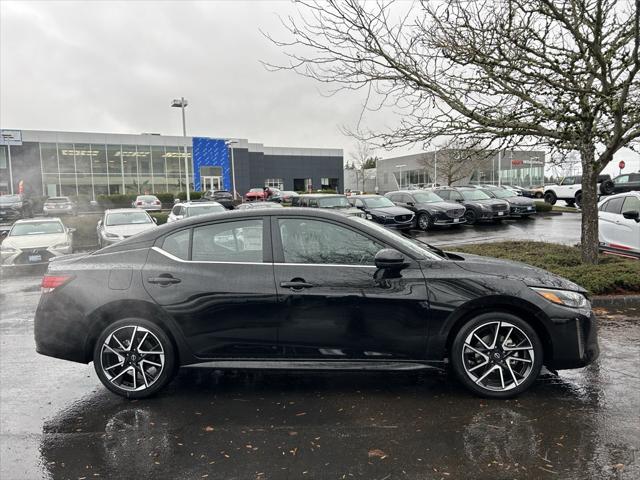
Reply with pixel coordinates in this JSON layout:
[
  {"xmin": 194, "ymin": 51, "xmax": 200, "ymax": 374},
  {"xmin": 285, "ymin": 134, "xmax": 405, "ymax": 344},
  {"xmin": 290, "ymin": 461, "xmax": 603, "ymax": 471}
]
[{"xmin": 544, "ymin": 174, "xmax": 613, "ymax": 207}]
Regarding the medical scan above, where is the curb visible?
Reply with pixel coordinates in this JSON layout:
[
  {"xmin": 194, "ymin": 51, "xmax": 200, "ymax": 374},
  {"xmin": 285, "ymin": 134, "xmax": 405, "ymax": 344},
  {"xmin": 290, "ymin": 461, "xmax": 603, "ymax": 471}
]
[{"xmin": 592, "ymin": 295, "xmax": 640, "ymax": 308}]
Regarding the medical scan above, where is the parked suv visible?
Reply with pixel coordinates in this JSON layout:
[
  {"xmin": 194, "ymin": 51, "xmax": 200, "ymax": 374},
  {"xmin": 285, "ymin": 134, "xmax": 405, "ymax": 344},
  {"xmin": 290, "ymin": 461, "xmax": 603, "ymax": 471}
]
[
  {"xmin": 297, "ymin": 194, "xmax": 364, "ymax": 217},
  {"xmin": 348, "ymin": 194, "xmax": 414, "ymax": 230},
  {"xmin": 544, "ymin": 174, "xmax": 611, "ymax": 207},
  {"xmin": 434, "ymin": 187, "xmax": 510, "ymax": 224},
  {"xmin": 203, "ymin": 190, "xmax": 235, "ymax": 209},
  {"xmin": 480, "ymin": 186, "xmax": 536, "ymax": 219},
  {"xmin": 606, "ymin": 172, "xmax": 640, "ymax": 195},
  {"xmin": 385, "ymin": 190, "xmax": 465, "ymax": 230},
  {"xmin": 0, "ymin": 194, "xmax": 33, "ymax": 222}
]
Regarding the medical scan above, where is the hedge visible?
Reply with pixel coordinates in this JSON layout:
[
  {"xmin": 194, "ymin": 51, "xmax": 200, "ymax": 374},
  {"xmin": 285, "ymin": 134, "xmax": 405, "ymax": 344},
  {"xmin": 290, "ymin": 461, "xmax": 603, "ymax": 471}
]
[
  {"xmin": 534, "ymin": 201, "xmax": 553, "ymax": 212},
  {"xmin": 176, "ymin": 191, "xmax": 203, "ymax": 201},
  {"xmin": 97, "ymin": 194, "xmax": 138, "ymax": 208}
]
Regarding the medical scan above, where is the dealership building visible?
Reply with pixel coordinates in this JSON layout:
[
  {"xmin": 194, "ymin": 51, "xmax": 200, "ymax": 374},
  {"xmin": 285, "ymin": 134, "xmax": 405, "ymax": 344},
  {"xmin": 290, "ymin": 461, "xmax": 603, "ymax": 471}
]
[{"xmin": 0, "ymin": 130, "xmax": 343, "ymax": 198}]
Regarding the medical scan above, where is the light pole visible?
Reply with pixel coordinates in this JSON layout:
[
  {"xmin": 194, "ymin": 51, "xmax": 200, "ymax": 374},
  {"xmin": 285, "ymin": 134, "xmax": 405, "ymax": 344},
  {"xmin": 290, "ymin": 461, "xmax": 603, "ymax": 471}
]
[
  {"xmin": 171, "ymin": 97, "xmax": 190, "ymax": 202},
  {"xmin": 374, "ymin": 156, "xmax": 379, "ymax": 193},
  {"xmin": 225, "ymin": 139, "xmax": 239, "ymax": 200},
  {"xmin": 433, "ymin": 150, "xmax": 438, "ymax": 186},
  {"xmin": 395, "ymin": 164, "xmax": 407, "ymax": 189}
]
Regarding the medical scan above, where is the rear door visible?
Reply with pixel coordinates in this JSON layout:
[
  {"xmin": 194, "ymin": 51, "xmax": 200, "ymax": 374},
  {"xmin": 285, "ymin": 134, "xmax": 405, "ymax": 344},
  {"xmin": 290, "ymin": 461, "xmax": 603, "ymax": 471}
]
[
  {"xmin": 142, "ymin": 218, "xmax": 280, "ymax": 358},
  {"xmin": 618, "ymin": 195, "xmax": 640, "ymax": 252},
  {"xmin": 271, "ymin": 215, "xmax": 430, "ymax": 359}
]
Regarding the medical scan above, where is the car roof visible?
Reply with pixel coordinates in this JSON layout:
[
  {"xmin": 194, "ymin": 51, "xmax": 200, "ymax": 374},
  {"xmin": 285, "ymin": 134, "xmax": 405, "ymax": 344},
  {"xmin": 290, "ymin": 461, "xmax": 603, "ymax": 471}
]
[
  {"xmin": 350, "ymin": 194, "xmax": 383, "ymax": 198},
  {"xmin": 602, "ymin": 191, "xmax": 640, "ymax": 200},
  {"xmin": 179, "ymin": 201, "xmax": 222, "ymax": 207}
]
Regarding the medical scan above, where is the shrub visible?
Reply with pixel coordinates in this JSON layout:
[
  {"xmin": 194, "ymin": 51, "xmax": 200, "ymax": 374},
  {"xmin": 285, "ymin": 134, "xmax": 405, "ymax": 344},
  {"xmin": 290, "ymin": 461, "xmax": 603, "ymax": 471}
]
[
  {"xmin": 534, "ymin": 201, "xmax": 553, "ymax": 212},
  {"xmin": 176, "ymin": 191, "xmax": 203, "ymax": 201},
  {"xmin": 155, "ymin": 193, "xmax": 175, "ymax": 206},
  {"xmin": 97, "ymin": 194, "xmax": 138, "ymax": 208},
  {"xmin": 150, "ymin": 212, "xmax": 168, "ymax": 225}
]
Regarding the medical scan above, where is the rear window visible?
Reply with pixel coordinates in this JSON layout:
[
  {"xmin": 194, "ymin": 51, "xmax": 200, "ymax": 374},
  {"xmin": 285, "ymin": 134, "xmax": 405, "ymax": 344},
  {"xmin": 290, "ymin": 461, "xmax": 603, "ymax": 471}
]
[
  {"xmin": 46, "ymin": 197, "xmax": 70, "ymax": 203},
  {"xmin": 138, "ymin": 196, "xmax": 158, "ymax": 201}
]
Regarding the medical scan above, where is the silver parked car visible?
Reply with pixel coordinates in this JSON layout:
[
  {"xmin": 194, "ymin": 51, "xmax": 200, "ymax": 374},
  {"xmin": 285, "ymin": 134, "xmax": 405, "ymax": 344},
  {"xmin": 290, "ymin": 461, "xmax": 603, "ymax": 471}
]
[
  {"xmin": 0, "ymin": 218, "xmax": 74, "ymax": 266},
  {"xmin": 43, "ymin": 196, "xmax": 77, "ymax": 216},
  {"xmin": 97, "ymin": 209, "xmax": 158, "ymax": 248},
  {"xmin": 132, "ymin": 195, "xmax": 162, "ymax": 212},
  {"xmin": 167, "ymin": 201, "xmax": 226, "ymax": 223}
]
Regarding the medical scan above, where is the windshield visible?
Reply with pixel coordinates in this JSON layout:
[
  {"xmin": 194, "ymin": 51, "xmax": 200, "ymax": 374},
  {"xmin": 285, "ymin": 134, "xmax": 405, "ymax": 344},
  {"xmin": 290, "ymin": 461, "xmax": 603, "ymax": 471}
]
[
  {"xmin": 461, "ymin": 190, "xmax": 491, "ymax": 201},
  {"xmin": 213, "ymin": 191, "xmax": 232, "ymax": 198},
  {"xmin": 137, "ymin": 196, "xmax": 158, "ymax": 202},
  {"xmin": 185, "ymin": 204, "xmax": 225, "ymax": 216},
  {"xmin": 412, "ymin": 191, "xmax": 444, "ymax": 203},
  {"xmin": 350, "ymin": 217, "xmax": 443, "ymax": 260},
  {"xmin": 363, "ymin": 197, "xmax": 395, "ymax": 208},
  {"xmin": 486, "ymin": 188, "xmax": 515, "ymax": 199},
  {"xmin": 106, "ymin": 212, "xmax": 152, "ymax": 226},
  {"xmin": 249, "ymin": 188, "xmax": 264, "ymax": 193},
  {"xmin": 0, "ymin": 195, "xmax": 21, "ymax": 204},
  {"xmin": 317, "ymin": 196, "xmax": 350, "ymax": 208},
  {"xmin": 10, "ymin": 221, "xmax": 64, "ymax": 236},
  {"xmin": 46, "ymin": 197, "xmax": 71, "ymax": 203}
]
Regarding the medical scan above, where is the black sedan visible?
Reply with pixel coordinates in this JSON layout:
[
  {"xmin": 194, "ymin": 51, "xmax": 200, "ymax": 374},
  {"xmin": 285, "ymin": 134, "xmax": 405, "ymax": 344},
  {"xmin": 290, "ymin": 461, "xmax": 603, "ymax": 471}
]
[
  {"xmin": 34, "ymin": 208, "xmax": 598, "ymax": 399},
  {"xmin": 348, "ymin": 194, "xmax": 414, "ymax": 230},
  {"xmin": 202, "ymin": 190, "xmax": 235, "ymax": 209},
  {"xmin": 481, "ymin": 187, "xmax": 537, "ymax": 218},
  {"xmin": 385, "ymin": 190, "xmax": 465, "ymax": 230},
  {"xmin": 434, "ymin": 187, "xmax": 511, "ymax": 224}
]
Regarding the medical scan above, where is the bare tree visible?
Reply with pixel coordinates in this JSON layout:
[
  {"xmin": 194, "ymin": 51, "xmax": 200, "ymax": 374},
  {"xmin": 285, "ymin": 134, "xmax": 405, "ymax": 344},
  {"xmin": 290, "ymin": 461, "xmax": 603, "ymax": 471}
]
[
  {"xmin": 349, "ymin": 140, "xmax": 375, "ymax": 191},
  {"xmin": 265, "ymin": 0, "xmax": 640, "ymax": 263},
  {"xmin": 418, "ymin": 141, "xmax": 494, "ymax": 186}
]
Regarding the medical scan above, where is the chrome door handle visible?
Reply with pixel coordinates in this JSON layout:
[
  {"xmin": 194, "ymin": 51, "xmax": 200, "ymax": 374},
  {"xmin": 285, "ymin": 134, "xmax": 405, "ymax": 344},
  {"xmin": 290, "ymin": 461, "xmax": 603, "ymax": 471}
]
[
  {"xmin": 280, "ymin": 281, "xmax": 314, "ymax": 289},
  {"xmin": 148, "ymin": 275, "xmax": 181, "ymax": 286}
]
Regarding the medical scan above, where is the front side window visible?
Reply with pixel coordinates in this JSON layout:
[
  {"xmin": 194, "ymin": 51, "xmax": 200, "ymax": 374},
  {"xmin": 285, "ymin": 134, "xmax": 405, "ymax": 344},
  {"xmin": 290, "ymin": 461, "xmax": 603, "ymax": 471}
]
[
  {"xmin": 622, "ymin": 196, "xmax": 640, "ymax": 212},
  {"xmin": 192, "ymin": 219, "xmax": 263, "ymax": 263},
  {"xmin": 278, "ymin": 218, "xmax": 383, "ymax": 265},
  {"xmin": 363, "ymin": 196, "xmax": 395, "ymax": 208},
  {"xmin": 615, "ymin": 175, "xmax": 630, "ymax": 184},
  {"xmin": 171, "ymin": 205, "xmax": 181, "ymax": 215},
  {"xmin": 411, "ymin": 192, "xmax": 443, "ymax": 203},
  {"xmin": 461, "ymin": 189, "xmax": 491, "ymax": 201}
]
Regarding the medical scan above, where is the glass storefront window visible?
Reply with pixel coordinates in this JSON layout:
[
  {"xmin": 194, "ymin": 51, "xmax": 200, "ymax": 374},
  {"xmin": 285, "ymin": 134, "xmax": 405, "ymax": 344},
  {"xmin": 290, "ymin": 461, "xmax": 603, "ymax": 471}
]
[
  {"xmin": 165, "ymin": 146, "xmax": 182, "ymax": 194},
  {"xmin": 151, "ymin": 146, "xmax": 167, "ymax": 193},
  {"xmin": 121, "ymin": 145, "xmax": 138, "ymax": 194},
  {"xmin": 73, "ymin": 144, "xmax": 93, "ymax": 174},
  {"xmin": 91, "ymin": 144, "xmax": 107, "ymax": 174},
  {"xmin": 107, "ymin": 145, "xmax": 123, "ymax": 194},
  {"xmin": 0, "ymin": 146, "xmax": 7, "ymax": 169},
  {"xmin": 41, "ymin": 143, "xmax": 59, "ymax": 174},
  {"xmin": 57, "ymin": 143, "xmax": 75, "ymax": 174}
]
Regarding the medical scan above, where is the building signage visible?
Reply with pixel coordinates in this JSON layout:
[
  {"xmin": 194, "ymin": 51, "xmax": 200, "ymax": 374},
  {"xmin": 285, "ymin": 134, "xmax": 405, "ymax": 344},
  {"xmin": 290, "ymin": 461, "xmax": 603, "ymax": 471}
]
[
  {"xmin": 511, "ymin": 158, "xmax": 543, "ymax": 166},
  {"xmin": 0, "ymin": 130, "xmax": 22, "ymax": 146}
]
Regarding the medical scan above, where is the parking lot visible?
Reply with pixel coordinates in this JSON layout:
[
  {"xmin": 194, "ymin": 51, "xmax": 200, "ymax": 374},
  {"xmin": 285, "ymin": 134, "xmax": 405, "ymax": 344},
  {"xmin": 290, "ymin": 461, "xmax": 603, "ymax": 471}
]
[{"xmin": 1, "ymin": 254, "xmax": 638, "ymax": 479}]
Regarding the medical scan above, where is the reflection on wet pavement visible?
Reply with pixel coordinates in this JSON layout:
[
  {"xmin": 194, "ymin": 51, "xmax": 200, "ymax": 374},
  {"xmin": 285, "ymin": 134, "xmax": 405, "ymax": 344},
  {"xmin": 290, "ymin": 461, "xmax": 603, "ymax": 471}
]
[{"xmin": 1, "ymin": 273, "xmax": 638, "ymax": 479}]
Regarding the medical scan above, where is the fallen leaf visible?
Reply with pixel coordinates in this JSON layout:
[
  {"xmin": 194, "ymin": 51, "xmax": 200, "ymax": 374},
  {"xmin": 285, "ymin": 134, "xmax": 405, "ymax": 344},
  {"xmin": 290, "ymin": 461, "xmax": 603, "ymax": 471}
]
[
  {"xmin": 204, "ymin": 426, "xmax": 215, "ymax": 432},
  {"xmin": 368, "ymin": 449, "xmax": 387, "ymax": 459}
]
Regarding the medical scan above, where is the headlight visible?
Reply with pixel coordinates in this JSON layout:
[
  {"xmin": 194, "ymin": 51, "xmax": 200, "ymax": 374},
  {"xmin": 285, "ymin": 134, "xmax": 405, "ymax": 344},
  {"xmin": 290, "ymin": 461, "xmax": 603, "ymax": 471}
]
[
  {"xmin": 104, "ymin": 232, "xmax": 121, "ymax": 239},
  {"xmin": 531, "ymin": 287, "xmax": 588, "ymax": 308},
  {"xmin": 52, "ymin": 242, "xmax": 70, "ymax": 249}
]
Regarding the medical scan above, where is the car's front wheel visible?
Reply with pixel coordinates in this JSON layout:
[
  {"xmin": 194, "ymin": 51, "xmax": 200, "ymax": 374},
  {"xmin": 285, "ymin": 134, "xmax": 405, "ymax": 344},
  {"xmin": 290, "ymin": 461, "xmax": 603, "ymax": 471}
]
[
  {"xmin": 451, "ymin": 312, "xmax": 543, "ymax": 398},
  {"xmin": 544, "ymin": 191, "xmax": 557, "ymax": 205},
  {"xmin": 417, "ymin": 213, "xmax": 433, "ymax": 231},
  {"xmin": 93, "ymin": 318, "xmax": 177, "ymax": 399}
]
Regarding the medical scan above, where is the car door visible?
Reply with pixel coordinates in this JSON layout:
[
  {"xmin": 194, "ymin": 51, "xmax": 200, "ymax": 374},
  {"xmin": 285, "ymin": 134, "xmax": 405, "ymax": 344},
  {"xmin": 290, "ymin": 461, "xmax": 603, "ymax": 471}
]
[
  {"xmin": 271, "ymin": 216, "xmax": 430, "ymax": 359},
  {"xmin": 598, "ymin": 197, "xmax": 625, "ymax": 248},
  {"xmin": 618, "ymin": 195, "xmax": 640, "ymax": 251},
  {"xmin": 142, "ymin": 218, "xmax": 280, "ymax": 358}
]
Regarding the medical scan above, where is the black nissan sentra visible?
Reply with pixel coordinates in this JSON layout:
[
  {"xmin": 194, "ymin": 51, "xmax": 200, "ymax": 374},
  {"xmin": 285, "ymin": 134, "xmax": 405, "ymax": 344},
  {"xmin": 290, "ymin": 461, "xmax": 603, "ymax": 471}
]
[{"xmin": 34, "ymin": 208, "xmax": 598, "ymax": 399}]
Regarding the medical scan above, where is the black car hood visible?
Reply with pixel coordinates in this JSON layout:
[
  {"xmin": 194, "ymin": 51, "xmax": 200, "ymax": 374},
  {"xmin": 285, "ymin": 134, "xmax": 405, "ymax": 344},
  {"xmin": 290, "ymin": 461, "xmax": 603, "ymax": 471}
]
[
  {"xmin": 368, "ymin": 206, "xmax": 413, "ymax": 216},
  {"xmin": 505, "ymin": 196, "xmax": 535, "ymax": 206},
  {"xmin": 418, "ymin": 201, "xmax": 461, "ymax": 212},
  {"xmin": 447, "ymin": 252, "xmax": 586, "ymax": 293}
]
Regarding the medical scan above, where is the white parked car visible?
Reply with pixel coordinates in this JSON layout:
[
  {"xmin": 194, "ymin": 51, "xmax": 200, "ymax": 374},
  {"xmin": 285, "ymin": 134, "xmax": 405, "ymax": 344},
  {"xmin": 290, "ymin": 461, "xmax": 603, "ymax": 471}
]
[
  {"xmin": 598, "ymin": 191, "xmax": 640, "ymax": 258},
  {"xmin": 167, "ymin": 201, "xmax": 226, "ymax": 223},
  {"xmin": 0, "ymin": 218, "xmax": 74, "ymax": 266},
  {"xmin": 132, "ymin": 195, "xmax": 162, "ymax": 212},
  {"xmin": 544, "ymin": 174, "xmax": 612, "ymax": 207},
  {"xmin": 97, "ymin": 209, "xmax": 158, "ymax": 248}
]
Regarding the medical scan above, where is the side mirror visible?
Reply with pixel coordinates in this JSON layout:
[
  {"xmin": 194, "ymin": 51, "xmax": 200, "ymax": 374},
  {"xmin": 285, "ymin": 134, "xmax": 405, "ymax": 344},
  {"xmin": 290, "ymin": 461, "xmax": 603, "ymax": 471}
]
[
  {"xmin": 97, "ymin": 219, "xmax": 102, "ymax": 227},
  {"xmin": 406, "ymin": 201, "xmax": 415, "ymax": 207},
  {"xmin": 174, "ymin": 198, "xmax": 180, "ymax": 204},
  {"xmin": 67, "ymin": 227, "xmax": 77, "ymax": 233},
  {"xmin": 622, "ymin": 210, "xmax": 640, "ymax": 222},
  {"xmin": 0, "ymin": 230, "xmax": 8, "ymax": 239},
  {"xmin": 374, "ymin": 248, "xmax": 407, "ymax": 270}
]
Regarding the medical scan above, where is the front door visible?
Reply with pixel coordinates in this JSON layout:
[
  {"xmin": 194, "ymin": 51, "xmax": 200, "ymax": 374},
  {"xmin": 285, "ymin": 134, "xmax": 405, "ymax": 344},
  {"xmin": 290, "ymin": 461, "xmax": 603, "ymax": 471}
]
[
  {"xmin": 202, "ymin": 176, "xmax": 222, "ymax": 192},
  {"xmin": 142, "ymin": 218, "xmax": 280, "ymax": 358},
  {"xmin": 271, "ymin": 216, "xmax": 430, "ymax": 359}
]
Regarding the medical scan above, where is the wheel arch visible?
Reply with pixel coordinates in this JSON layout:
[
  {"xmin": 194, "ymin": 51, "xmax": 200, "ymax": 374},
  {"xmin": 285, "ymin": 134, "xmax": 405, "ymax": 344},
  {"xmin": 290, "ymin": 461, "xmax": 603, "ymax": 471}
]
[
  {"xmin": 83, "ymin": 299, "xmax": 192, "ymax": 365},
  {"xmin": 441, "ymin": 297, "xmax": 554, "ymax": 365}
]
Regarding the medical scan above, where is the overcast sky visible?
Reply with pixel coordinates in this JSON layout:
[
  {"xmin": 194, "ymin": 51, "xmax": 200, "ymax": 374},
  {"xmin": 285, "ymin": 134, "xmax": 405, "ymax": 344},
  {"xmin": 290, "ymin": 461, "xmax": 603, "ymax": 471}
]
[{"xmin": 1, "ymin": 0, "xmax": 638, "ymax": 175}]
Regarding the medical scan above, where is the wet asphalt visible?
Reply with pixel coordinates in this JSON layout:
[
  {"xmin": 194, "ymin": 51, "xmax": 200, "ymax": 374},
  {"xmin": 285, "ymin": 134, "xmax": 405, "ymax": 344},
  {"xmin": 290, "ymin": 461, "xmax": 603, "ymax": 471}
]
[{"xmin": 1, "ymin": 263, "xmax": 638, "ymax": 480}]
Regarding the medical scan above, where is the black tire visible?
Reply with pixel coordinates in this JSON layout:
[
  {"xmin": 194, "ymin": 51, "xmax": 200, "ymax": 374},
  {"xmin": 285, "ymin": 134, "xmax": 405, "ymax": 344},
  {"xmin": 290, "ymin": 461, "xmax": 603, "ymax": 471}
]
[
  {"xmin": 574, "ymin": 192, "xmax": 582, "ymax": 208},
  {"xmin": 565, "ymin": 199, "xmax": 576, "ymax": 208},
  {"xmin": 417, "ymin": 212, "xmax": 433, "ymax": 231},
  {"xmin": 450, "ymin": 312, "xmax": 543, "ymax": 399},
  {"xmin": 600, "ymin": 179, "xmax": 615, "ymax": 195},
  {"xmin": 464, "ymin": 209, "xmax": 477, "ymax": 225},
  {"xmin": 543, "ymin": 191, "xmax": 557, "ymax": 205},
  {"xmin": 93, "ymin": 318, "xmax": 177, "ymax": 399}
]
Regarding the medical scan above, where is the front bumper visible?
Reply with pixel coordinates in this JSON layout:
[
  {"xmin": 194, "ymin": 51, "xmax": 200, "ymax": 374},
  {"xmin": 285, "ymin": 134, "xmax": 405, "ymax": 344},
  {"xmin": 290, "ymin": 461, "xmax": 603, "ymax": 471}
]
[
  {"xmin": 510, "ymin": 206, "xmax": 536, "ymax": 217},
  {"xmin": 546, "ymin": 310, "xmax": 599, "ymax": 370},
  {"xmin": 1, "ymin": 246, "xmax": 72, "ymax": 266},
  {"xmin": 0, "ymin": 209, "xmax": 23, "ymax": 221}
]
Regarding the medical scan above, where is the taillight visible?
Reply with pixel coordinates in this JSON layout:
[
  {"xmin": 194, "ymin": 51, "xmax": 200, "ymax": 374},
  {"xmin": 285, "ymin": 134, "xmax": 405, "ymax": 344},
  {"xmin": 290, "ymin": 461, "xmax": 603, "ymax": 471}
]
[
  {"xmin": 41, "ymin": 274, "xmax": 74, "ymax": 293},
  {"xmin": 136, "ymin": 201, "xmax": 143, "ymax": 205},
  {"xmin": 154, "ymin": 200, "xmax": 160, "ymax": 205}
]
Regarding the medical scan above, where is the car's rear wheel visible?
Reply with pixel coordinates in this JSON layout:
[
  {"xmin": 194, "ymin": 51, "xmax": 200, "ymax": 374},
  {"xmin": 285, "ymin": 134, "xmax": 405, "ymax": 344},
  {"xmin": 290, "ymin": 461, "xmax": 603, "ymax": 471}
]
[
  {"xmin": 451, "ymin": 312, "xmax": 543, "ymax": 398},
  {"xmin": 565, "ymin": 199, "xmax": 576, "ymax": 208},
  {"xmin": 574, "ymin": 192, "xmax": 582, "ymax": 208},
  {"xmin": 544, "ymin": 192, "xmax": 557, "ymax": 205},
  {"xmin": 93, "ymin": 318, "xmax": 177, "ymax": 399}
]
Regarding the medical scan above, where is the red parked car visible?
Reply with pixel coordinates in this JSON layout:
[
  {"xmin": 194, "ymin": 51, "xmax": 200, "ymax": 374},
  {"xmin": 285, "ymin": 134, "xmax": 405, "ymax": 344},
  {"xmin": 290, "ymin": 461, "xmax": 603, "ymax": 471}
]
[{"xmin": 244, "ymin": 188, "xmax": 266, "ymax": 201}]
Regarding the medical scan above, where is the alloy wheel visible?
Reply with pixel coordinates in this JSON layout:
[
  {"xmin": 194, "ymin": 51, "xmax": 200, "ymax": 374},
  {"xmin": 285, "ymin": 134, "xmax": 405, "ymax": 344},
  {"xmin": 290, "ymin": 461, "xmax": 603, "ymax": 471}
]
[
  {"xmin": 461, "ymin": 321, "xmax": 535, "ymax": 392},
  {"xmin": 100, "ymin": 325, "xmax": 165, "ymax": 392}
]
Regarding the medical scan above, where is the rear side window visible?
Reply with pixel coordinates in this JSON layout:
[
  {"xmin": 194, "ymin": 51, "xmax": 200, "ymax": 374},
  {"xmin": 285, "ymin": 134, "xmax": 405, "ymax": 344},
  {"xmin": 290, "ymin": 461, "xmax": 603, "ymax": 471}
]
[
  {"xmin": 162, "ymin": 229, "xmax": 190, "ymax": 260},
  {"xmin": 437, "ymin": 190, "xmax": 450, "ymax": 200},
  {"xmin": 192, "ymin": 219, "xmax": 263, "ymax": 263},
  {"xmin": 603, "ymin": 197, "xmax": 624, "ymax": 214},
  {"xmin": 622, "ymin": 196, "xmax": 640, "ymax": 212}
]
